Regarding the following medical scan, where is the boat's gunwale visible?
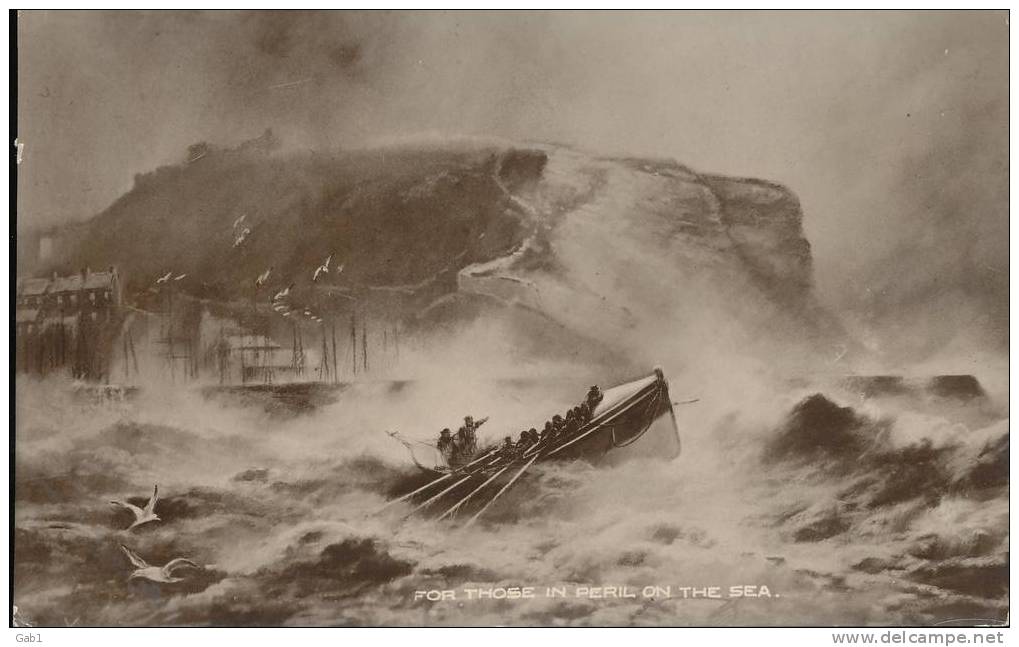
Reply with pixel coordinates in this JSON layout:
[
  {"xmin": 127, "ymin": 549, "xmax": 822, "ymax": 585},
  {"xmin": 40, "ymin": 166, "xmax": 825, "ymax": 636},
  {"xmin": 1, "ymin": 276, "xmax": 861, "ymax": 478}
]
[{"xmin": 424, "ymin": 370, "xmax": 669, "ymax": 479}]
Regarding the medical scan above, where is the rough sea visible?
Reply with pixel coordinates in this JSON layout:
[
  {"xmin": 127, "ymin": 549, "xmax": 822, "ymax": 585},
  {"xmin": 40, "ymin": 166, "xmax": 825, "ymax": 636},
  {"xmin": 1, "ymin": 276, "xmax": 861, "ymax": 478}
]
[{"xmin": 13, "ymin": 359, "xmax": 1008, "ymax": 627}]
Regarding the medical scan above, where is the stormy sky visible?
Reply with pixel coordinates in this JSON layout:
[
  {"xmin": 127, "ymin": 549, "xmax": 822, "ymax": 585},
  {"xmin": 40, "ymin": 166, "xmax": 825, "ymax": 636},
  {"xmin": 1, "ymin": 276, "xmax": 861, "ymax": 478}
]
[{"xmin": 16, "ymin": 10, "xmax": 1008, "ymax": 350}]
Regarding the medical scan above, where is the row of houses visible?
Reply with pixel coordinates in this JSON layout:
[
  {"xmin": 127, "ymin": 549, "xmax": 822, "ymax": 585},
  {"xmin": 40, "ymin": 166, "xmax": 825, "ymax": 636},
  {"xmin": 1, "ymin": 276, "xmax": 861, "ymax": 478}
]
[{"xmin": 15, "ymin": 267, "xmax": 123, "ymax": 378}]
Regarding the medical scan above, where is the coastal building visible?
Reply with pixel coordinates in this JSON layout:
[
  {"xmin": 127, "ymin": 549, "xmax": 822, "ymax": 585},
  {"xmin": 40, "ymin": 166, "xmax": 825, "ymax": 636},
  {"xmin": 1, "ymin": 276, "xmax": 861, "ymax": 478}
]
[{"xmin": 15, "ymin": 267, "xmax": 123, "ymax": 378}]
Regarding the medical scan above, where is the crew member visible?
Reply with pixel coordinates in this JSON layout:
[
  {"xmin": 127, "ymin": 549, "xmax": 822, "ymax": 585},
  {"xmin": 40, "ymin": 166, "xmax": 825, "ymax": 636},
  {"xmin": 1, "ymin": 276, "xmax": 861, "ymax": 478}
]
[
  {"xmin": 516, "ymin": 430, "xmax": 533, "ymax": 451},
  {"xmin": 552, "ymin": 414, "xmax": 565, "ymax": 435},
  {"xmin": 527, "ymin": 428, "xmax": 540, "ymax": 445},
  {"xmin": 563, "ymin": 411, "xmax": 579, "ymax": 438},
  {"xmin": 578, "ymin": 401, "xmax": 592, "ymax": 423},
  {"xmin": 499, "ymin": 436, "xmax": 517, "ymax": 460},
  {"xmin": 457, "ymin": 416, "xmax": 476, "ymax": 458},
  {"xmin": 586, "ymin": 385, "xmax": 603, "ymax": 410},
  {"xmin": 437, "ymin": 428, "xmax": 455, "ymax": 464},
  {"xmin": 542, "ymin": 420, "xmax": 555, "ymax": 441}
]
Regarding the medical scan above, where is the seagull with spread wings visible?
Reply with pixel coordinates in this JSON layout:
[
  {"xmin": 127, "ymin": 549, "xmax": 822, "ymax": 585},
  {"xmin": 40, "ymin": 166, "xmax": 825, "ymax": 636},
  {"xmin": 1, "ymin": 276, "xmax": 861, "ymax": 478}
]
[
  {"xmin": 273, "ymin": 283, "xmax": 293, "ymax": 302},
  {"xmin": 110, "ymin": 485, "xmax": 161, "ymax": 530},
  {"xmin": 119, "ymin": 545, "xmax": 200, "ymax": 584},
  {"xmin": 233, "ymin": 227, "xmax": 251, "ymax": 248},
  {"xmin": 312, "ymin": 254, "xmax": 333, "ymax": 282},
  {"xmin": 155, "ymin": 271, "xmax": 173, "ymax": 284},
  {"xmin": 255, "ymin": 267, "xmax": 273, "ymax": 287}
]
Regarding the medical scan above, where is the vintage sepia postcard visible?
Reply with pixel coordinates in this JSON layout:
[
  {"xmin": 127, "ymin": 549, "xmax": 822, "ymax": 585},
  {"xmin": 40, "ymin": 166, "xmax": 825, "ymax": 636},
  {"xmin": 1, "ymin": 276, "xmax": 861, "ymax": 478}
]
[{"xmin": 11, "ymin": 10, "xmax": 1009, "ymax": 630}]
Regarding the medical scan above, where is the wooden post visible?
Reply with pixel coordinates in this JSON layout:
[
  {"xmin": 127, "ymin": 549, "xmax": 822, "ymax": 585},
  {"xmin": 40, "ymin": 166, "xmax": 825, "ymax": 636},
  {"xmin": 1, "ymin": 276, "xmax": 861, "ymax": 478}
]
[
  {"xmin": 350, "ymin": 312, "xmax": 357, "ymax": 375},
  {"xmin": 331, "ymin": 322, "xmax": 338, "ymax": 384}
]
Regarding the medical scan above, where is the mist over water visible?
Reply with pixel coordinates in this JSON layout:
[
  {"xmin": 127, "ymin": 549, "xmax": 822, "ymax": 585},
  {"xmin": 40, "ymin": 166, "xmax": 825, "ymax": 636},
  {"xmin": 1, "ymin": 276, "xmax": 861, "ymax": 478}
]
[{"xmin": 14, "ymin": 310, "xmax": 1008, "ymax": 626}]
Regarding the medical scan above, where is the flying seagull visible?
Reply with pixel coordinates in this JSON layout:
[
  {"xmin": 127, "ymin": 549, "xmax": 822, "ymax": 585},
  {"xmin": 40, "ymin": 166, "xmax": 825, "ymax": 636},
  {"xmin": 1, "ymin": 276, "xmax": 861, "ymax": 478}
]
[
  {"xmin": 255, "ymin": 267, "xmax": 273, "ymax": 287},
  {"xmin": 312, "ymin": 254, "xmax": 332, "ymax": 282},
  {"xmin": 232, "ymin": 214, "xmax": 247, "ymax": 230},
  {"xmin": 233, "ymin": 227, "xmax": 251, "ymax": 248},
  {"xmin": 155, "ymin": 272, "xmax": 173, "ymax": 284},
  {"xmin": 174, "ymin": 274, "xmax": 187, "ymax": 281},
  {"xmin": 119, "ymin": 545, "xmax": 200, "ymax": 584},
  {"xmin": 273, "ymin": 284, "xmax": 293, "ymax": 302},
  {"xmin": 110, "ymin": 485, "xmax": 160, "ymax": 530}
]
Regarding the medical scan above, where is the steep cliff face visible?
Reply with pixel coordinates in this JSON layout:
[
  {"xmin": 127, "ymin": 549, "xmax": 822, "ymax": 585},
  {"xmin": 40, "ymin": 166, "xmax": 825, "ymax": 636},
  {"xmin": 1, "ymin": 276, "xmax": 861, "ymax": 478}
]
[
  {"xmin": 450, "ymin": 145, "xmax": 834, "ymax": 372},
  {"xmin": 45, "ymin": 137, "xmax": 838, "ymax": 373}
]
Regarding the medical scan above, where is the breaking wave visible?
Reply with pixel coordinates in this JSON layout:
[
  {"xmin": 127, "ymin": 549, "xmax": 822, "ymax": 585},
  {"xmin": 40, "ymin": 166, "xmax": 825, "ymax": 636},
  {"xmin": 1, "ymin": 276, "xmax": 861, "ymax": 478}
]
[{"xmin": 12, "ymin": 367, "xmax": 1007, "ymax": 627}]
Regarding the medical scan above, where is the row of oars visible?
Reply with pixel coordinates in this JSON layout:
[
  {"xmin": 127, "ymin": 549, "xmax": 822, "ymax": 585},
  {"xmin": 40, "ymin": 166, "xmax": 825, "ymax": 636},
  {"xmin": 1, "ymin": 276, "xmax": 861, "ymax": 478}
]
[
  {"xmin": 378, "ymin": 381, "xmax": 664, "ymax": 527},
  {"xmin": 376, "ymin": 444, "xmax": 542, "ymax": 527}
]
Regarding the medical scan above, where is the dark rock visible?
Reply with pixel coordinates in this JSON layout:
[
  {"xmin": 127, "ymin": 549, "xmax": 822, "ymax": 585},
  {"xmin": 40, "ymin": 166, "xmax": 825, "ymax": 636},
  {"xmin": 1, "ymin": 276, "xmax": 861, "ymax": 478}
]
[
  {"xmin": 765, "ymin": 394, "xmax": 869, "ymax": 463},
  {"xmin": 840, "ymin": 375, "xmax": 912, "ymax": 399},
  {"xmin": 233, "ymin": 468, "xmax": 269, "ymax": 482},
  {"xmin": 927, "ymin": 375, "xmax": 986, "ymax": 401}
]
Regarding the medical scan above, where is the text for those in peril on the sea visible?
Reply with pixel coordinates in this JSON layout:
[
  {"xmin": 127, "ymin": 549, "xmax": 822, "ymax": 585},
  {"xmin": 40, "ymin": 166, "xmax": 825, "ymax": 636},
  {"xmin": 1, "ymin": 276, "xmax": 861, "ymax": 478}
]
[{"xmin": 413, "ymin": 585, "xmax": 777, "ymax": 602}]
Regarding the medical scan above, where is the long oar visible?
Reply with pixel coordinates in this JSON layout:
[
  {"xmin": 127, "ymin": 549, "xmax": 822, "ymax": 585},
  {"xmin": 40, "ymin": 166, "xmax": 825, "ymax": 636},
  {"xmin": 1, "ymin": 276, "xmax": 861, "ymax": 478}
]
[
  {"xmin": 404, "ymin": 475, "xmax": 473, "ymax": 518},
  {"xmin": 376, "ymin": 473, "xmax": 454, "ymax": 513},
  {"xmin": 456, "ymin": 447, "xmax": 501, "ymax": 472},
  {"xmin": 463, "ymin": 453, "xmax": 540, "ymax": 529},
  {"xmin": 376, "ymin": 446, "xmax": 500, "ymax": 514},
  {"xmin": 437, "ymin": 465, "xmax": 511, "ymax": 521}
]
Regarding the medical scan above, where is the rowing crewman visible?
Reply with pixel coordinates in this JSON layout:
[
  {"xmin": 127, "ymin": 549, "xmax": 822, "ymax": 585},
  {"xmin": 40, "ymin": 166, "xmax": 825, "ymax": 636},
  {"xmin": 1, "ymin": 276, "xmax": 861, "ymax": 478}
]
[
  {"xmin": 515, "ymin": 430, "xmax": 533, "ymax": 452},
  {"xmin": 499, "ymin": 435, "xmax": 517, "ymax": 461},
  {"xmin": 578, "ymin": 401, "xmax": 592, "ymax": 423},
  {"xmin": 542, "ymin": 420, "xmax": 555, "ymax": 442},
  {"xmin": 563, "ymin": 411, "xmax": 579, "ymax": 438},
  {"xmin": 586, "ymin": 385, "xmax": 603, "ymax": 410},
  {"xmin": 552, "ymin": 414, "xmax": 565, "ymax": 436}
]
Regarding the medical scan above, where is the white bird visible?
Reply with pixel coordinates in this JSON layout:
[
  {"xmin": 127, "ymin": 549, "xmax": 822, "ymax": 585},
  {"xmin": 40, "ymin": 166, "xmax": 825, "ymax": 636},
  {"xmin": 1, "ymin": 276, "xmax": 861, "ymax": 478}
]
[
  {"xmin": 110, "ymin": 485, "xmax": 160, "ymax": 530},
  {"xmin": 832, "ymin": 343, "xmax": 848, "ymax": 363},
  {"xmin": 174, "ymin": 274, "xmax": 187, "ymax": 281},
  {"xmin": 232, "ymin": 214, "xmax": 247, "ymax": 230},
  {"xmin": 273, "ymin": 284, "xmax": 293, "ymax": 302},
  {"xmin": 120, "ymin": 545, "xmax": 200, "ymax": 584},
  {"xmin": 155, "ymin": 272, "xmax": 173, "ymax": 284},
  {"xmin": 233, "ymin": 227, "xmax": 251, "ymax": 248},
  {"xmin": 312, "ymin": 254, "xmax": 332, "ymax": 282},
  {"xmin": 255, "ymin": 267, "xmax": 273, "ymax": 287}
]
